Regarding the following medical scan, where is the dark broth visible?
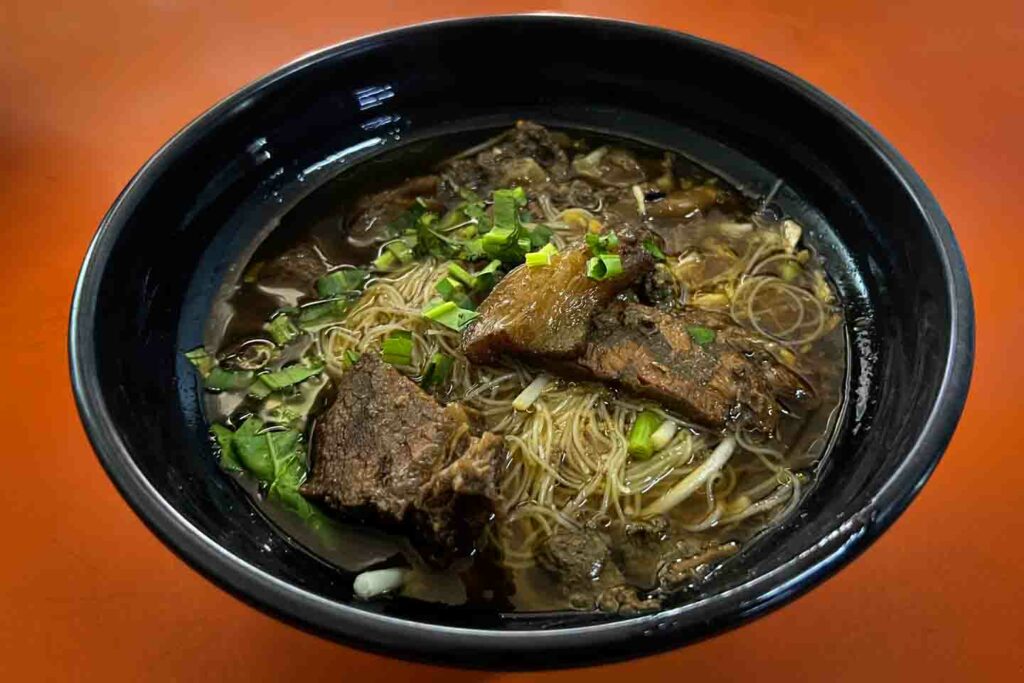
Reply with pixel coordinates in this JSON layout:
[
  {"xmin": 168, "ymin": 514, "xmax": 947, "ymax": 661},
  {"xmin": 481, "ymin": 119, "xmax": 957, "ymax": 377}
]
[{"xmin": 200, "ymin": 125, "xmax": 847, "ymax": 613}]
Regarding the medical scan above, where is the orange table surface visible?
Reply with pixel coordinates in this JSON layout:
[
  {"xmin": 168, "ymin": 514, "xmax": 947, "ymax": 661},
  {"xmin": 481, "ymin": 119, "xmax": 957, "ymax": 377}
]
[{"xmin": 3, "ymin": 1, "xmax": 1021, "ymax": 680}]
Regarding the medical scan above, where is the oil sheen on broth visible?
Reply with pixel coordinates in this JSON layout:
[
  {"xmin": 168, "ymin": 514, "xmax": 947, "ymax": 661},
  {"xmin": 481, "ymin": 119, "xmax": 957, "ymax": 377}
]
[{"xmin": 191, "ymin": 122, "xmax": 846, "ymax": 614}]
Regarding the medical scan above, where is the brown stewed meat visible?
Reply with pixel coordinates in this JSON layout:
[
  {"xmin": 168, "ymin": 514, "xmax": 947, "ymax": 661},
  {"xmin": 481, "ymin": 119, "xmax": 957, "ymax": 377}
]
[
  {"xmin": 259, "ymin": 243, "xmax": 327, "ymax": 289},
  {"xmin": 299, "ymin": 354, "xmax": 503, "ymax": 565},
  {"xmin": 441, "ymin": 120, "xmax": 572, "ymax": 193},
  {"xmin": 578, "ymin": 303, "xmax": 811, "ymax": 433},
  {"xmin": 461, "ymin": 226, "xmax": 655, "ymax": 364},
  {"xmin": 346, "ymin": 175, "xmax": 440, "ymax": 245},
  {"xmin": 536, "ymin": 529, "xmax": 623, "ymax": 599}
]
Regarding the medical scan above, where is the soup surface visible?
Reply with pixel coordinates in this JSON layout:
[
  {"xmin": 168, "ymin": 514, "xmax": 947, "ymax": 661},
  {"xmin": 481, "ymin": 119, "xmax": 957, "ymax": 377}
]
[{"xmin": 188, "ymin": 122, "xmax": 846, "ymax": 613}]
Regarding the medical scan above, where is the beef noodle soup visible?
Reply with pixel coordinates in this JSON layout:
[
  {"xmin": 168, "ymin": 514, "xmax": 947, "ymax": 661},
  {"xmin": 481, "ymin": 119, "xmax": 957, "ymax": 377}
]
[{"xmin": 187, "ymin": 122, "xmax": 846, "ymax": 614}]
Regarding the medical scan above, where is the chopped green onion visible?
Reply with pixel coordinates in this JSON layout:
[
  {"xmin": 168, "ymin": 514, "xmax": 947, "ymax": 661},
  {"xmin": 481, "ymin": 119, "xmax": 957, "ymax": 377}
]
[
  {"xmin": 297, "ymin": 298, "xmax": 351, "ymax": 327},
  {"xmin": 434, "ymin": 277, "xmax": 474, "ymax": 309},
  {"xmin": 205, "ymin": 367, "xmax": 254, "ymax": 391},
  {"xmin": 387, "ymin": 238, "xmax": 416, "ymax": 263},
  {"xmin": 455, "ymin": 224, "xmax": 478, "ymax": 240},
  {"xmin": 527, "ymin": 223, "xmax": 554, "ymax": 248},
  {"xmin": 421, "ymin": 352, "xmax": 454, "ymax": 389},
  {"xmin": 463, "ymin": 200, "xmax": 490, "ymax": 233},
  {"xmin": 649, "ymin": 420, "xmax": 678, "ymax": 451},
  {"xmin": 525, "ymin": 242, "xmax": 558, "ymax": 267},
  {"xmin": 435, "ymin": 276, "xmax": 465, "ymax": 301},
  {"xmin": 381, "ymin": 330, "xmax": 414, "ymax": 366},
  {"xmin": 447, "ymin": 263, "xmax": 478, "ymax": 289},
  {"xmin": 373, "ymin": 250, "xmax": 396, "ymax": 270},
  {"xmin": 643, "ymin": 238, "xmax": 666, "ymax": 261},
  {"xmin": 437, "ymin": 206, "xmax": 469, "ymax": 231},
  {"xmin": 474, "ymin": 259, "xmax": 503, "ymax": 293},
  {"xmin": 513, "ymin": 375, "xmax": 551, "ymax": 411},
  {"xmin": 482, "ymin": 227, "xmax": 516, "ymax": 247},
  {"xmin": 459, "ymin": 238, "xmax": 485, "ymax": 260},
  {"xmin": 492, "ymin": 187, "xmax": 526, "ymax": 231},
  {"xmin": 257, "ymin": 363, "xmax": 324, "ymax": 391},
  {"xmin": 516, "ymin": 236, "xmax": 532, "ymax": 254},
  {"xmin": 265, "ymin": 314, "xmax": 300, "ymax": 345},
  {"xmin": 316, "ymin": 268, "xmax": 368, "ymax": 297},
  {"xmin": 686, "ymin": 325, "xmax": 716, "ymax": 346},
  {"xmin": 422, "ymin": 300, "xmax": 479, "ymax": 331},
  {"xmin": 184, "ymin": 347, "xmax": 216, "ymax": 378},
  {"xmin": 248, "ymin": 381, "xmax": 273, "ymax": 399},
  {"xmin": 342, "ymin": 349, "xmax": 361, "ymax": 368},
  {"xmin": 628, "ymin": 410, "xmax": 662, "ymax": 460},
  {"xmin": 386, "ymin": 202, "xmax": 427, "ymax": 236},
  {"xmin": 586, "ymin": 254, "xmax": 623, "ymax": 280},
  {"xmin": 586, "ymin": 231, "xmax": 620, "ymax": 256},
  {"xmin": 374, "ymin": 238, "xmax": 416, "ymax": 270}
]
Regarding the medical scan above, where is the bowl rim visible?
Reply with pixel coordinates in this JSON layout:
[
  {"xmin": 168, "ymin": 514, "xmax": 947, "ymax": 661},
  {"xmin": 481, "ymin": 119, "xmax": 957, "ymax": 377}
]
[{"xmin": 69, "ymin": 13, "xmax": 974, "ymax": 668}]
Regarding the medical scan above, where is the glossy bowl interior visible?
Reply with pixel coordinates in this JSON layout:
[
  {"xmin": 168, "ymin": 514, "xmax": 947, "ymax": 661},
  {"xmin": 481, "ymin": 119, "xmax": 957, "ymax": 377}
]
[{"xmin": 70, "ymin": 16, "xmax": 973, "ymax": 668}]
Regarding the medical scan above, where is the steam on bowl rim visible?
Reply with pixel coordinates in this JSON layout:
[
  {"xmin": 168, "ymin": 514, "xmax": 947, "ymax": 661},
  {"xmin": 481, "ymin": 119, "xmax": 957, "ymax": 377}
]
[{"xmin": 69, "ymin": 14, "xmax": 974, "ymax": 668}]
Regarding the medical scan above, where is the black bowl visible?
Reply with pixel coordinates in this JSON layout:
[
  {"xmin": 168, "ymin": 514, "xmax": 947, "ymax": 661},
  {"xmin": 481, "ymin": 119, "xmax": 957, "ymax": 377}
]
[{"xmin": 70, "ymin": 15, "xmax": 973, "ymax": 669}]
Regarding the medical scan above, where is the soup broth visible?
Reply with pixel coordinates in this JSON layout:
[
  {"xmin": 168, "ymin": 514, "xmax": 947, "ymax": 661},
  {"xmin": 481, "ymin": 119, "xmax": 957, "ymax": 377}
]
[{"xmin": 189, "ymin": 122, "xmax": 846, "ymax": 613}]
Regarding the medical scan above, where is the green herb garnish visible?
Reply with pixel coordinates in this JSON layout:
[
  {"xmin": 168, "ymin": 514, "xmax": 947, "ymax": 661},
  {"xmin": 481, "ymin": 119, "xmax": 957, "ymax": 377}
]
[
  {"xmin": 474, "ymin": 259, "xmax": 503, "ymax": 293},
  {"xmin": 213, "ymin": 418, "xmax": 328, "ymax": 524},
  {"xmin": 265, "ymin": 314, "xmax": 300, "ymax": 346},
  {"xmin": 642, "ymin": 238, "xmax": 666, "ymax": 261},
  {"xmin": 585, "ymin": 254, "xmax": 623, "ymax": 280},
  {"xmin": 422, "ymin": 300, "xmax": 479, "ymax": 331},
  {"xmin": 381, "ymin": 330, "xmax": 414, "ymax": 366},
  {"xmin": 316, "ymin": 268, "xmax": 368, "ymax": 297},
  {"xmin": 525, "ymin": 242, "xmax": 558, "ymax": 267},
  {"xmin": 627, "ymin": 410, "xmax": 662, "ymax": 460},
  {"xmin": 184, "ymin": 347, "xmax": 216, "ymax": 377},
  {"xmin": 297, "ymin": 298, "xmax": 352, "ymax": 328},
  {"xmin": 421, "ymin": 352, "xmax": 454, "ymax": 389},
  {"xmin": 257, "ymin": 363, "xmax": 324, "ymax": 390},
  {"xmin": 686, "ymin": 325, "xmax": 716, "ymax": 346},
  {"xmin": 447, "ymin": 263, "xmax": 478, "ymax": 289},
  {"xmin": 586, "ymin": 231, "xmax": 620, "ymax": 256},
  {"xmin": 204, "ymin": 367, "xmax": 255, "ymax": 391}
]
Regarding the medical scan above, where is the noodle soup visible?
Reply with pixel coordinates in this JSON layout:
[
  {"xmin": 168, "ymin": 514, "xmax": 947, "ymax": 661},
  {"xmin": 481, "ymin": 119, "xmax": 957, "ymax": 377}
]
[{"xmin": 187, "ymin": 122, "xmax": 845, "ymax": 613}]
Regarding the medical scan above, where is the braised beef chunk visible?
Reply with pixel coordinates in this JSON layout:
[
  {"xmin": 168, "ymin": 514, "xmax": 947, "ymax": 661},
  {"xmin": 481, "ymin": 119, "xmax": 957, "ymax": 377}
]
[
  {"xmin": 537, "ymin": 529, "xmax": 660, "ymax": 614},
  {"xmin": 537, "ymin": 530, "xmax": 623, "ymax": 595},
  {"xmin": 259, "ymin": 243, "xmax": 327, "ymax": 288},
  {"xmin": 347, "ymin": 175, "xmax": 440, "ymax": 244},
  {"xmin": 441, "ymin": 120, "xmax": 571, "ymax": 193},
  {"xmin": 640, "ymin": 262, "xmax": 681, "ymax": 311},
  {"xmin": 299, "ymin": 354, "xmax": 502, "ymax": 565},
  {"xmin": 644, "ymin": 182, "xmax": 722, "ymax": 218},
  {"xmin": 578, "ymin": 303, "xmax": 811, "ymax": 433},
  {"xmin": 461, "ymin": 227, "xmax": 655, "ymax": 363},
  {"xmin": 413, "ymin": 431, "xmax": 505, "ymax": 558},
  {"xmin": 613, "ymin": 516, "xmax": 670, "ymax": 583}
]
